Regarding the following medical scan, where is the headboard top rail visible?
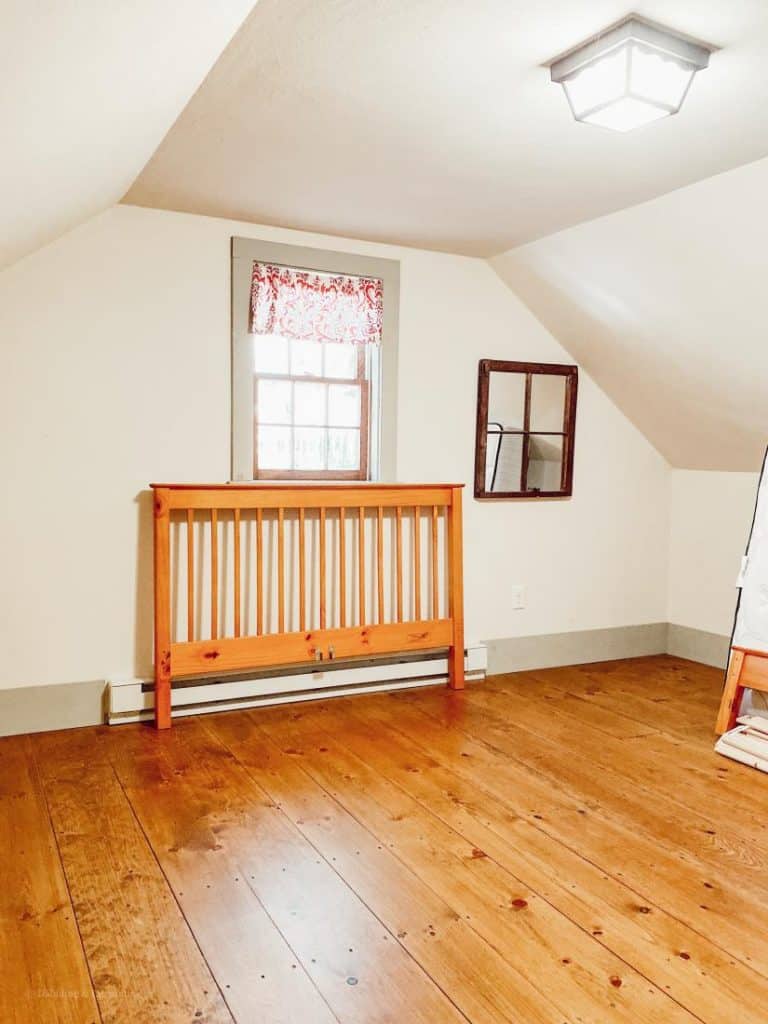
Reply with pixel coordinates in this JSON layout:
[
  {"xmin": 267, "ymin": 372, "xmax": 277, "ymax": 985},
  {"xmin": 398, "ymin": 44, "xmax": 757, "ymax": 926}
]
[
  {"xmin": 151, "ymin": 482, "xmax": 464, "ymax": 490},
  {"xmin": 152, "ymin": 483, "xmax": 463, "ymax": 512}
]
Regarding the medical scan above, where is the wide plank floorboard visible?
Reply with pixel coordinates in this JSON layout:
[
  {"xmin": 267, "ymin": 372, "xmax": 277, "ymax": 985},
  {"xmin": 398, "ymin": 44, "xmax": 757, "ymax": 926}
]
[
  {"xmin": 0, "ymin": 735, "xmax": 100, "ymax": 1024},
  {"xmin": 205, "ymin": 712, "xmax": 563, "ymax": 1024},
  {"xmin": 33, "ymin": 727, "xmax": 234, "ymax": 1024},
  {"xmin": 383, "ymin": 679, "xmax": 768, "ymax": 974},
  {"xmin": 325, "ymin": 697, "xmax": 768, "ymax": 1024},
  {"xmin": 107, "ymin": 717, "xmax": 464, "ymax": 1024},
  {"xmin": 232, "ymin": 705, "xmax": 694, "ymax": 1024},
  {"xmin": 6, "ymin": 654, "xmax": 767, "ymax": 1023}
]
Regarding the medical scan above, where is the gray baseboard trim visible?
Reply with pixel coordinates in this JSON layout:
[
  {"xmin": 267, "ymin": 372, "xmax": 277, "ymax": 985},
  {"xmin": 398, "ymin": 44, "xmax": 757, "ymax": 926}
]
[
  {"xmin": 0, "ymin": 622, "xmax": 731, "ymax": 737},
  {"xmin": 665, "ymin": 623, "xmax": 730, "ymax": 669},
  {"xmin": 0, "ymin": 680, "xmax": 107, "ymax": 738},
  {"xmin": 485, "ymin": 622, "xmax": 668, "ymax": 674}
]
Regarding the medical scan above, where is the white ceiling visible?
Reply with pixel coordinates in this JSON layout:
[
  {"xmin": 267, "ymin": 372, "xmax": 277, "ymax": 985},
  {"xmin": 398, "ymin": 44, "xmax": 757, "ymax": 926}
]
[
  {"xmin": 492, "ymin": 155, "xmax": 768, "ymax": 471},
  {"xmin": 0, "ymin": 1, "xmax": 255, "ymax": 269},
  {"xmin": 124, "ymin": 0, "xmax": 768, "ymax": 256}
]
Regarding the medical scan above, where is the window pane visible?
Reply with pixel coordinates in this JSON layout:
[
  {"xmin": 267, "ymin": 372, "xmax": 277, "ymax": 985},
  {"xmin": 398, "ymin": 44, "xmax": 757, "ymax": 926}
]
[
  {"xmin": 328, "ymin": 383, "xmax": 361, "ymax": 427},
  {"xmin": 290, "ymin": 338, "xmax": 323, "ymax": 377},
  {"xmin": 253, "ymin": 334, "xmax": 289, "ymax": 374},
  {"xmin": 324, "ymin": 342, "xmax": 358, "ymax": 379},
  {"xmin": 294, "ymin": 427, "xmax": 326, "ymax": 470},
  {"xmin": 328, "ymin": 428, "xmax": 360, "ymax": 471},
  {"xmin": 530, "ymin": 374, "xmax": 566, "ymax": 432},
  {"xmin": 294, "ymin": 381, "xmax": 326, "ymax": 426},
  {"xmin": 486, "ymin": 430, "xmax": 523, "ymax": 493},
  {"xmin": 488, "ymin": 371, "xmax": 526, "ymax": 431},
  {"xmin": 258, "ymin": 425, "xmax": 292, "ymax": 470},
  {"xmin": 527, "ymin": 434, "xmax": 564, "ymax": 491},
  {"xmin": 257, "ymin": 378, "xmax": 292, "ymax": 424}
]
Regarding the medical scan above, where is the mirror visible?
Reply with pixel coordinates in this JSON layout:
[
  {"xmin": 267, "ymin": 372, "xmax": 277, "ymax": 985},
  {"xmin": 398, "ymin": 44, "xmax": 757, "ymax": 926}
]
[{"xmin": 475, "ymin": 360, "xmax": 577, "ymax": 499}]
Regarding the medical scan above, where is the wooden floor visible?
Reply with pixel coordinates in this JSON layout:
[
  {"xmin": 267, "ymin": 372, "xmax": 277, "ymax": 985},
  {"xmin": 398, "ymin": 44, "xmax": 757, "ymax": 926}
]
[{"xmin": 5, "ymin": 654, "xmax": 767, "ymax": 1024}]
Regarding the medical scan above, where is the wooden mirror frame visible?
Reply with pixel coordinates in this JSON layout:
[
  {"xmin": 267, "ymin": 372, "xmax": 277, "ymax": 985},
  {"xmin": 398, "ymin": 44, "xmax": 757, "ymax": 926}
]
[{"xmin": 474, "ymin": 359, "xmax": 578, "ymax": 500}]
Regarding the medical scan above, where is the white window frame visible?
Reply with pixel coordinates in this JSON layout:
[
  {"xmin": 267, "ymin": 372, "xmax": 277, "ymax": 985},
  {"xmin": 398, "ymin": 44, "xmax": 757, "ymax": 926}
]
[{"xmin": 231, "ymin": 237, "xmax": 399, "ymax": 482}]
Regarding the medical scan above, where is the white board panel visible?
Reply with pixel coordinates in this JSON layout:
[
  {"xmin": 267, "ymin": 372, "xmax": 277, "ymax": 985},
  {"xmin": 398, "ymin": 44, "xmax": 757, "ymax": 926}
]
[{"xmin": 733, "ymin": 449, "xmax": 768, "ymax": 653}]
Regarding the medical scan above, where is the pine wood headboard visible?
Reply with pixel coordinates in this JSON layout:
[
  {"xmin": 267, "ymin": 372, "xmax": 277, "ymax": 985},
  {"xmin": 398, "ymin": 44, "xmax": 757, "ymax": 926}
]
[{"xmin": 151, "ymin": 483, "xmax": 465, "ymax": 728}]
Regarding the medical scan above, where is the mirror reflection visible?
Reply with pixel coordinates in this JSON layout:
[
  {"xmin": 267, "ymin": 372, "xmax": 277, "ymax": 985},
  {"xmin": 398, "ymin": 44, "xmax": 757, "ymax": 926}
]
[{"xmin": 476, "ymin": 361, "xmax": 577, "ymax": 499}]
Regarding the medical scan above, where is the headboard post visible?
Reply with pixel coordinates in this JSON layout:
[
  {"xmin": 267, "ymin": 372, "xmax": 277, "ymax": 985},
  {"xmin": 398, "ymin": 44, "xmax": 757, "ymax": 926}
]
[
  {"xmin": 447, "ymin": 485, "xmax": 465, "ymax": 690},
  {"xmin": 153, "ymin": 487, "xmax": 172, "ymax": 729}
]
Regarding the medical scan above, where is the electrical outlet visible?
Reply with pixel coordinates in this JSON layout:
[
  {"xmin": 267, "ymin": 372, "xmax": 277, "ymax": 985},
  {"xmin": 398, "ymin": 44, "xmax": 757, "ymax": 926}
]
[{"xmin": 510, "ymin": 585, "xmax": 526, "ymax": 610}]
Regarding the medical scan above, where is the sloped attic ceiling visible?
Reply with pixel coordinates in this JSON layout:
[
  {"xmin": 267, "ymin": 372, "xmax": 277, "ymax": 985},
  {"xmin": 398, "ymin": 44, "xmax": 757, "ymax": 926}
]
[
  {"xmin": 0, "ymin": 1, "xmax": 255, "ymax": 269},
  {"xmin": 124, "ymin": 0, "xmax": 768, "ymax": 256},
  {"xmin": 492, "ymin": 157, "xmax": 768, "ymax": 472}
]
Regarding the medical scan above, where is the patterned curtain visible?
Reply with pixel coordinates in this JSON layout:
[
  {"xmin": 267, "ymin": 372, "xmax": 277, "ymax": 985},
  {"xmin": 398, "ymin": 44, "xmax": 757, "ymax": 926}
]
[{"xmin": 249, "ymin": 262, "xmax": 383, "ymax": 344}]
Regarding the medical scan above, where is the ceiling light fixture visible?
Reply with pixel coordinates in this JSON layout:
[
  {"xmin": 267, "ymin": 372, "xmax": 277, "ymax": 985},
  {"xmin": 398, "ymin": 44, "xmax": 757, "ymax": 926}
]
[{"xmin": 550, "ymin": 15, "xmax": 712, "ymax": 133}]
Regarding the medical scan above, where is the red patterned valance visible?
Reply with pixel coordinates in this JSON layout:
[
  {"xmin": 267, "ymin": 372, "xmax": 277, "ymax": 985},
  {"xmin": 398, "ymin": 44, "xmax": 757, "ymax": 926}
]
[{"xmin": 249, "ymin": 262, "xmax": 383, "ymax": 345}]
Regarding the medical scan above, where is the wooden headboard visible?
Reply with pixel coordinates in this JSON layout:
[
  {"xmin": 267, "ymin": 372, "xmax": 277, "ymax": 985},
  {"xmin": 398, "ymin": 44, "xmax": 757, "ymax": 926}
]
[{"xmin": 151, "ymin": 483, "xmax": 465, "ymax": 728}]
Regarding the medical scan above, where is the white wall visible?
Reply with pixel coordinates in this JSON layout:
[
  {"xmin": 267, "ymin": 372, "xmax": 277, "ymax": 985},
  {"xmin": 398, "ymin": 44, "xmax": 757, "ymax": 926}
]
[
  {"xmin": 0, "ymin": 204, "xmax": 669, "ymax": 690},
  {"xmin": 667, "ymin": 470, "xmax": 759, "ymax": 638}
]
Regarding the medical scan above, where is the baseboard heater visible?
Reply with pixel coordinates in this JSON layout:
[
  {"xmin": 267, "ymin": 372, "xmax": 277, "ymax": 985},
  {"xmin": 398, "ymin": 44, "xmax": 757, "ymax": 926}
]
[{"xmin": 108, "ymin": 644, "xmax": 487, "ymax": 725}]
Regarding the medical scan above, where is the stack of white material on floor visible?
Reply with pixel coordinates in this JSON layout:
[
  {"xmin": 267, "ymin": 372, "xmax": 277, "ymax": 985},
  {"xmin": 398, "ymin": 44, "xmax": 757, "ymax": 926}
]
[{"xmin": 715, "ymin": 715, "xmax": 768, "ymax": 772}]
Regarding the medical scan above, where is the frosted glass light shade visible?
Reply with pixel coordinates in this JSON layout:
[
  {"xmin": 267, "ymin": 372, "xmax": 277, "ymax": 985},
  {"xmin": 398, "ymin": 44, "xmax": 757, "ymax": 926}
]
[
  {"xmin": 551, "ymin": 17, "xmax": 711, "ymax": 133},
  {"xmin": 561, "ymin": 41, "xmax": 696, "ymax": 132}
]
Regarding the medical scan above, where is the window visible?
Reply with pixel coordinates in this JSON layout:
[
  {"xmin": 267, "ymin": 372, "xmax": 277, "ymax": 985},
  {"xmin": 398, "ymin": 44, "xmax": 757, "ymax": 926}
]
[
  {"xmin": 253, "ymin": 332, "xmax": 372, "ymax": 479},
  {"xmin": 231, "ymin": 239, "xmax": 399, "ymax": 482},
  {"xmin": 474, "ymin": 360, "xmax": 578, "ymax": 498}
]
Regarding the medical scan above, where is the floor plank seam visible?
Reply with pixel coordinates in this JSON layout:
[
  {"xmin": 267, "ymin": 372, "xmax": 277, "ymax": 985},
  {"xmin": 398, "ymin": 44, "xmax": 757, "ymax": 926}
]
[{"xmin": 236, "ymin": 869, "xmax": 345, "ymax": 1024}]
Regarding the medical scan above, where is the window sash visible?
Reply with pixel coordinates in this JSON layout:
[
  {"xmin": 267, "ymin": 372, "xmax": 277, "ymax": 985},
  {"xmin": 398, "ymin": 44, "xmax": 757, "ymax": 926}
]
[{"xmin": 252, "ymin": 349, "xmax": 371, "ymax": 480}]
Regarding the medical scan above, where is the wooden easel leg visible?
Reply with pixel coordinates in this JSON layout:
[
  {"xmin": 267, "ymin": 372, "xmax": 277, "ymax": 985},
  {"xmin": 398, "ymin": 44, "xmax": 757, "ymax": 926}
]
[{"xmin": 716, "ymin": 649, "xmax": 746, "ymax": 735}]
